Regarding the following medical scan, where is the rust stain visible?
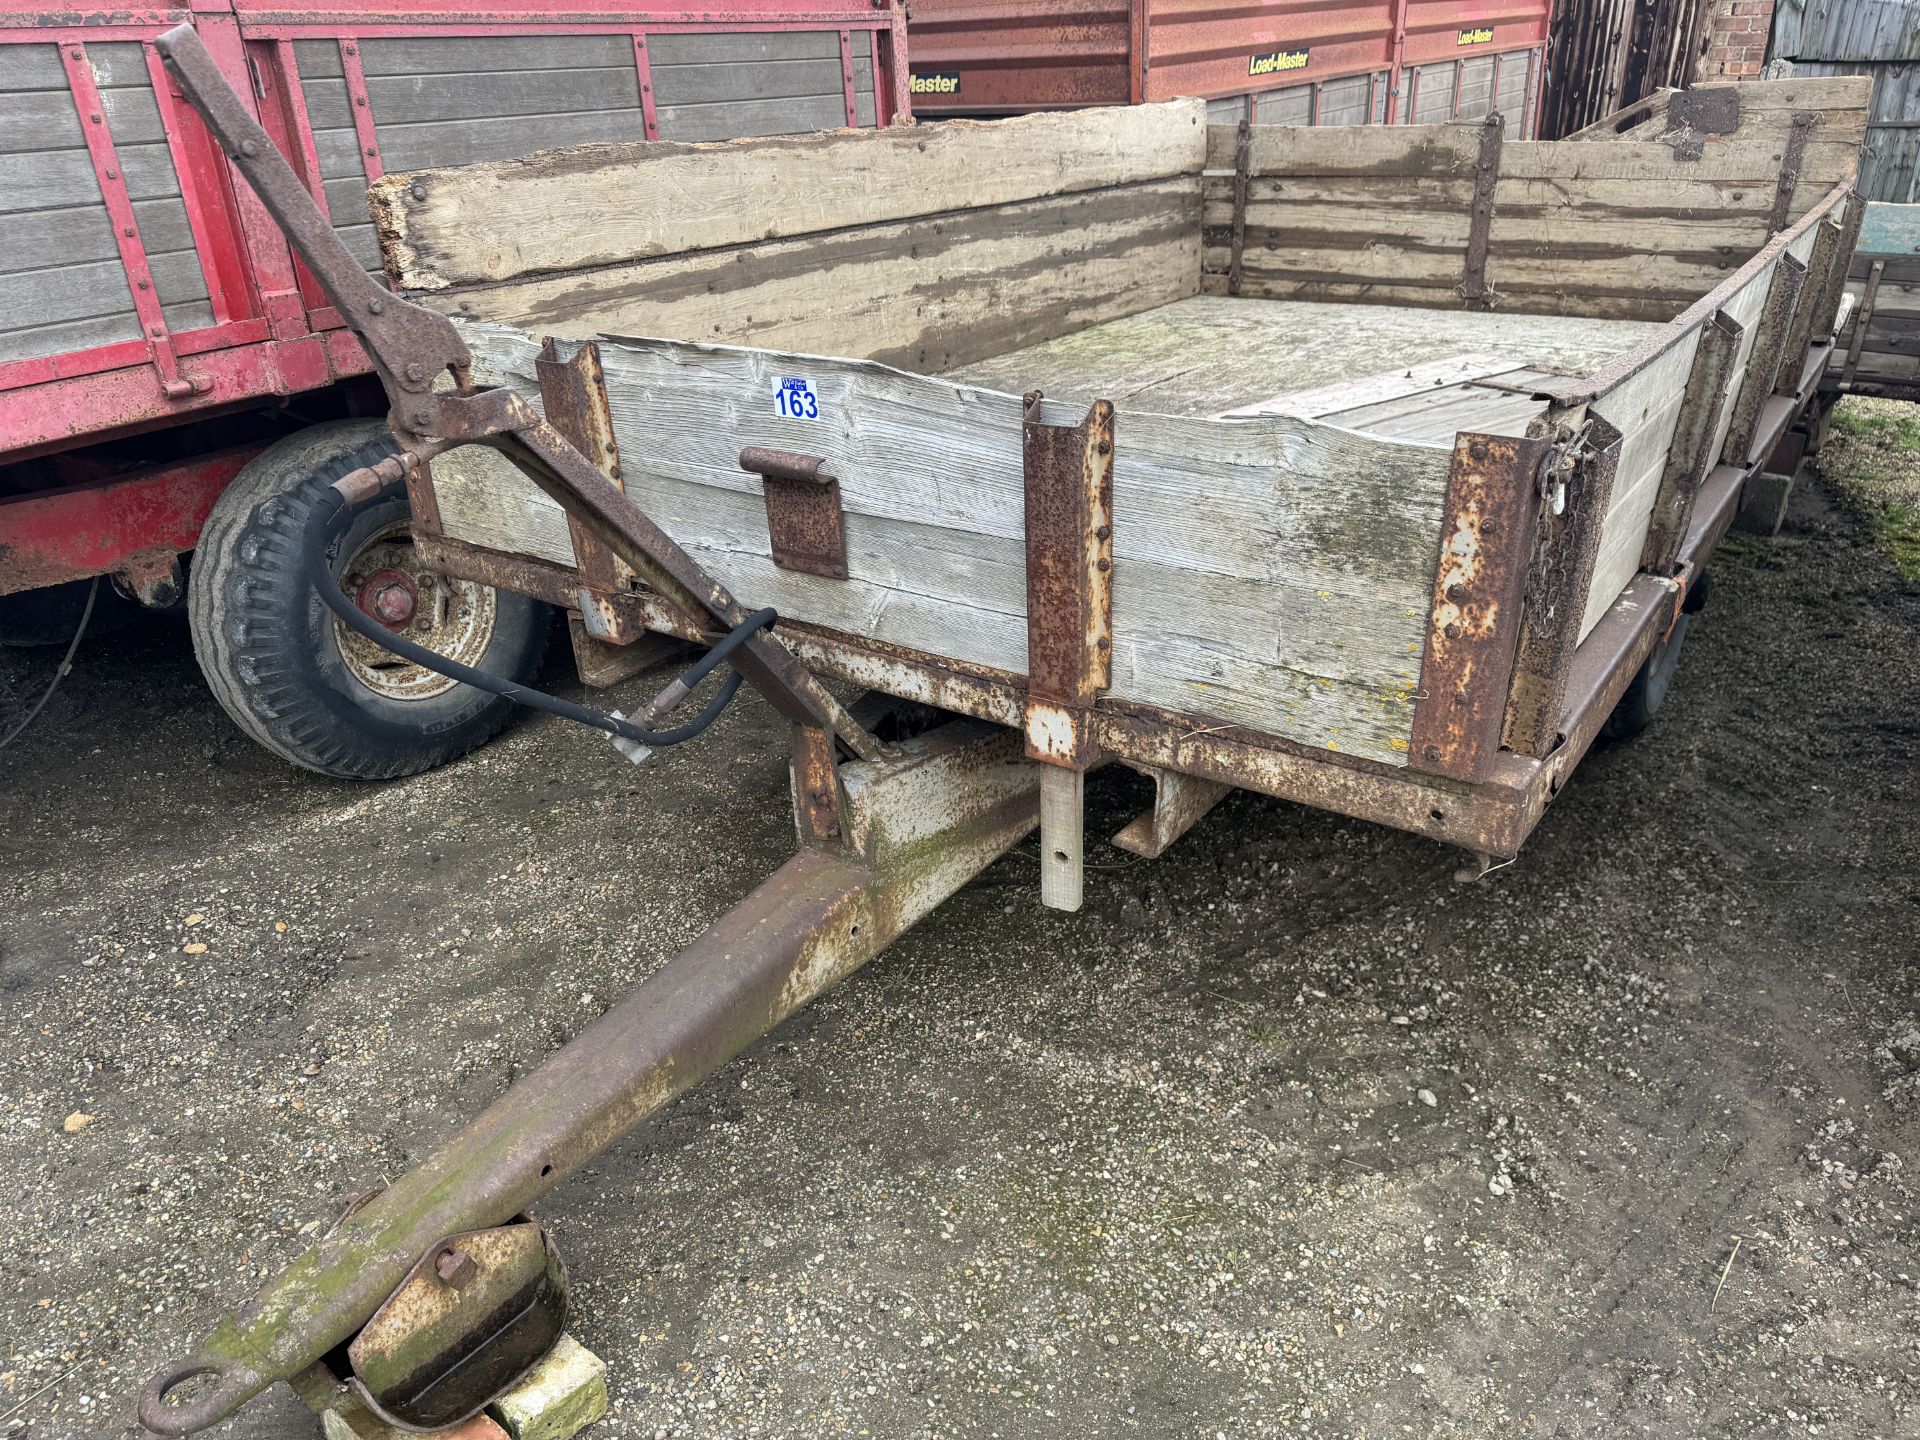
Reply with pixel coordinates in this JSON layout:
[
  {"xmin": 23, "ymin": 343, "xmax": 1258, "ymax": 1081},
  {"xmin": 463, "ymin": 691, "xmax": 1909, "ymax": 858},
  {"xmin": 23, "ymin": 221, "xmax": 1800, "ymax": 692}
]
[{"xmin": 1407, "ymin": 432, "xmax": 1551, "ymax": 784}]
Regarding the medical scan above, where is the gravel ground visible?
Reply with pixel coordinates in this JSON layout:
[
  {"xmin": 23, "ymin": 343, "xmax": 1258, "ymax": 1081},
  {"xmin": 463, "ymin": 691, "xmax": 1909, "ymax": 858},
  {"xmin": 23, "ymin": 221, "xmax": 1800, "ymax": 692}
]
[{"xmin": 1, "ymin": 452, "xmax": 1917, "ymax": 1440}]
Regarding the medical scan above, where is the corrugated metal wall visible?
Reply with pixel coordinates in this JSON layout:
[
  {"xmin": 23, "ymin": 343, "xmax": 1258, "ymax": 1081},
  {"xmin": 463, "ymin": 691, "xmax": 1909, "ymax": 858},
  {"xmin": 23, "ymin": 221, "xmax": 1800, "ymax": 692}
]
[
  {"xmin": 906, "ymin": 0, "xmax": 1546, "ymax": 132},
  {"xmin": 1775, "ymin": 0, "xmax": 1920, "ymax": 201}
]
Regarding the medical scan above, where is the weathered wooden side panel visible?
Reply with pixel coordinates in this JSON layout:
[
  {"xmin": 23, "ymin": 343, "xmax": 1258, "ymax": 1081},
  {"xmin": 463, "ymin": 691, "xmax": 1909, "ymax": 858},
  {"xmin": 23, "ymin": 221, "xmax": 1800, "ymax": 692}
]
[
  {"xmin": 0, "ymin": 40, "xmax": 212, "ymax": 364},
  {"xmin": 1201, "ymin": 78, "xmax": 1872, "ymax": 321},
  {"xmin": 1577, "ymin": 215, "xmax": 1829, "ymax": 637},
  {"xmin": 373, "ymin": 100, "xmax": 1207, "ymax": 290},
  {"xmin": 427, "ymin": 178, "xmax": 1202, "ymax": 374},
  {"xmin": 443, "ymin": 322, "xmax": 1456, "ymax": 767}
]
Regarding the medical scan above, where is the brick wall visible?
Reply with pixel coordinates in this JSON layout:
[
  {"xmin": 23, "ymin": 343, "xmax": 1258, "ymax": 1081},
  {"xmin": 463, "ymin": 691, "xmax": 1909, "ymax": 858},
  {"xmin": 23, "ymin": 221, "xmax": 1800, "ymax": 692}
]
[{"xmin": 1699, "ymin": 0, "xmax": 1775, "ymax": 80}]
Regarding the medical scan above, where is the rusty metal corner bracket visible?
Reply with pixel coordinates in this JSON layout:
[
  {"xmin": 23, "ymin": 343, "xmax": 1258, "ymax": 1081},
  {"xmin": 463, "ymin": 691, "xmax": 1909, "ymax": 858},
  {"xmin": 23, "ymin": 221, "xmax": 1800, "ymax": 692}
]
[
  {"xmin": 1407, "ymin": 430, "xmax": 1553, "ymax": 783},
  {"xmin": 1021, "ymin": 391, "xmax": 1114, "ymax": 771}
]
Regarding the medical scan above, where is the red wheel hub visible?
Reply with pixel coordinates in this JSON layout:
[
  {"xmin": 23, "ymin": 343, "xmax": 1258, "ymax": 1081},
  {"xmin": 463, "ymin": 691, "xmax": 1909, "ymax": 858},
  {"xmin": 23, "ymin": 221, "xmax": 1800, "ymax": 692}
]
[{"xmin": 356, "ymin": 567, "xmax": 419, "ymax": 630}]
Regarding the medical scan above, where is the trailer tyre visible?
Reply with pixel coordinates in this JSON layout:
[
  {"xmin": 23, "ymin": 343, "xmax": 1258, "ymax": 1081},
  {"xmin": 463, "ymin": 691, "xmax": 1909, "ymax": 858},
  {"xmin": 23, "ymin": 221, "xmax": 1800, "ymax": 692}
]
[
  {"xmin": 188, "ymin": 419, "xmax": 549, "ymax": 779},
  {"xmin": 1602, "ymin": 571, "xmax": 1711, "ymax": 742}
]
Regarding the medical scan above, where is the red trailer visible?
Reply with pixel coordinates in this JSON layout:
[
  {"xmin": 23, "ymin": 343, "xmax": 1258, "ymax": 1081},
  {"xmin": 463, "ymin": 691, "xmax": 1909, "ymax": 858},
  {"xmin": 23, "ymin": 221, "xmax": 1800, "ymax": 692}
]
[
  {"xmin": 904, "ymin": 0, "xmax": 1548, "ymax": 136},
  {"xmin": 0, "ymin": 0, "xmax": 909, "ymax": 773}
]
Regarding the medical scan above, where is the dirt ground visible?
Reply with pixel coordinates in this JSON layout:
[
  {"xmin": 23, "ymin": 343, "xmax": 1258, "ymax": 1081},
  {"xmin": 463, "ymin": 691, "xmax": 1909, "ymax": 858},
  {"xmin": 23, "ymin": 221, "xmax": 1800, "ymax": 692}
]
[{"xmin": 2, "ymin": 410, "xmax": 1918, "ymax": 1440}]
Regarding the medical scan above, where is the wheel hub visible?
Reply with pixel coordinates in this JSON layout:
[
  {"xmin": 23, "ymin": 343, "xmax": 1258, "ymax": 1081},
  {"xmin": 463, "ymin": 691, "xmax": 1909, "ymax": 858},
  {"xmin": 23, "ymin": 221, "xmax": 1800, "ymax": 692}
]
[
  {"xmin": 332, "ymin": 522, "xmax": 498, "ymax": 702},
  {"xmin": 356, "ymin": 567, "xmax": 418, "ymax": 629}
]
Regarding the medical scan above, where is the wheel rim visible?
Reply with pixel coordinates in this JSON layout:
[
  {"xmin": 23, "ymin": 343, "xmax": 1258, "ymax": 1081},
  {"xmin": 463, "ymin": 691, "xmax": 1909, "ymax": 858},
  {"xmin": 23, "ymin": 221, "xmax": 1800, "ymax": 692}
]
[{"xmin": 331, "ymin": 522, "xmax": 497, "ymax": 701}]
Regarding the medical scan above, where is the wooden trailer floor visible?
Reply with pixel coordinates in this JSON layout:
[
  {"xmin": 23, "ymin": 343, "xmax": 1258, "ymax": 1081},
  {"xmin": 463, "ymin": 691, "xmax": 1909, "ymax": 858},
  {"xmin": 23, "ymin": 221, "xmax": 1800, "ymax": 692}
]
[{"xmin": 943, "ymin": 296, "xmax": 1667, "ymax": 444}]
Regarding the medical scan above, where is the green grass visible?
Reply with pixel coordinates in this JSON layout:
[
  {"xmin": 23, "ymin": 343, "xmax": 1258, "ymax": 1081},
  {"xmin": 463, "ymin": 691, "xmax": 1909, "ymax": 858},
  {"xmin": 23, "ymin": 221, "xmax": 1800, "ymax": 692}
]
[
  {"xmin": 1832, "ymin": 404, "xmax": 1920, "ymax": 451},
  {"xmin": 1870, "ymin": 501, "xmax": 1920, "ymax": 581}
]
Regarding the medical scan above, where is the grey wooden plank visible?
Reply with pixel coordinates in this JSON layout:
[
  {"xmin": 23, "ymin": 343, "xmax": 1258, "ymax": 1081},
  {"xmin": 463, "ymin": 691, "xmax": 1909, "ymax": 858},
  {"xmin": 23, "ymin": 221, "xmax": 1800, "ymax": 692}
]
[
  {"xmin": 0, "ymin": 39, "xmax": 154, "ymax": 92},
  {"xmin": 1318, "ymin": 382, "xmax": 1547, "ymax": 443},
  {"xmin": 375, "ymin": 101, "xmax": 1203, "ymax": 292},
  {"xmin": 300, "ymin": 74, "xmax": 352, "ymax": 134},
  {"xmin": 375, "ymin": 107, "xmax": 651, "ymax": 173},
  {"xmin": 293, "ymin": 38, "xmax": 342, "ymax": 81},
  {"xmin": 366, "ymin": 65, "xmax": 641, "ymax": 127},
  {"xmin": 0, "ymin": 42, "xmax": 65, "ymax": 92},
  {"xmin": 430, "ymin": 177, "xmax": 1202, "ymax": 376},
  {"xmin": 0, "ymin": 246, "xmax": 206, "ymax": 331},
  {"xmin": 83, "ymin": 43, "xmax": 156, "ymax": 90},
  {"xmin": 1315, "ymin": 74, "xmax": 1375, "ymax": 127},
  {"xmin": 314, "ymin": 123, "xmax": 368, "ymax": 183},
  {"xmin": 655, "ymin": 94, "xmax": 853, "ymax": 143},
  {"xmin": 1253, "ymin": 85, "xmax": 1311, "ymax": 126},
  {"xmin": 336, "ymin": 220, "xmax": 382, "ymax": 273},
  {"xmin": 0, "ymin": 194, "xmax": 194, "ymax": 276},
  {"xmin": 360, "ymin": 34, "xmax": 631, "ymax": 77},
  {"xmin": 0, "ymin": 80, "xmax": 169, "ymax": 155},
  {"xmin": 323, "ymin": 174, "xmax": 374, "ymax": 225},
  {"xmin": 0, "ymin": 139, "xmax": 182, "ymax": 214},
  {"xmin": 652, "ymin": 57, "xmax": 859, "ymax": 108},
  {"xmin": 0, "ymin": 295, "xmax": 210, "ymax": 363},
  {"xmin": 647, "ymin": 31, "xmax": 843, "ymax": 67}
]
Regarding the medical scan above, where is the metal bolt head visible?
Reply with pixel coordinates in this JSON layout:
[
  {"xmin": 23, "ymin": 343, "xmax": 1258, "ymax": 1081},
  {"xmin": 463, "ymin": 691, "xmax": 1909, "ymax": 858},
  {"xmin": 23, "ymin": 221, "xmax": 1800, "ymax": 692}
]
[
  {"xmin": 404, "ymin": 361, "xmax": 424, "ymax": 382},
  {"xmin": 410, "ymin": 183, "xmax": 428, "ymax": 202},
  {"xmin": 435, "ymin": 1249, "xmax": 477, "ymax": 1288},
  {"xmin": 1444, "ymin": 622, "xmax": 1462, "ymax": 640},
  {"xmin": 1469, "ymin": 441, "xmax": 1489, "ymax": 461},
  {"xmin": 240, "ymin": 139, "xmax": 257, "ymax": 156},
  {"xmin": 368, "ymin": 297, "xmax": 385, "ymax": 314},
  {"xmin": 409, "ymin": 410, "xmax": 432, "ymax": 431},
  {"xmin": 1446, "ymin": 583, "xmax": 1466, "ymax": 602}
]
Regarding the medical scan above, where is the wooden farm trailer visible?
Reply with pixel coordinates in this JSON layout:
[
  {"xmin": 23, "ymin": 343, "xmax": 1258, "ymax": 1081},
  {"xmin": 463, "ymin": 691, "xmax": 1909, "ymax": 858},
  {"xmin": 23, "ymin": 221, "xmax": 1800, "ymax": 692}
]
[
  {"xmin": 136, "ymin": 39, "xmax": 1871, "ymax": 1436},
  {"xmin": 376, "ymin": 76, "xmax": 1870, "ymax": 883}
]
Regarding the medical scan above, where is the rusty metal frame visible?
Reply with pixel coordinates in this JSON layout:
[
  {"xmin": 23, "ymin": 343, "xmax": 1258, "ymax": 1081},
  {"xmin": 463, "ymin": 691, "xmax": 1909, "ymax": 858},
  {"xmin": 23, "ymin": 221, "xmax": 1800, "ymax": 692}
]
[
  {"xmin": 1460, "ymin": 110, "xmax": 1504, "ymax": 309},
  {"xmin": 1722, "ymin": 251, "xmax": 1807, "ymax": 467},
  {"xmin": 1501, "ymin": 413, "xmax": 1624, "ymax": 759},
  {"xmin": 1777, "ymin": 215, "xmax": 1845, "ymax": 391},
  {"xmin": 535, "ymin": 337, "xmax": 632, "ymax": 599},
  {"xmin": 1407, "ymin": 432, "xmax": 1548, "ymax": 783},
  {"xmin": 1767, "ymin": 111, "xmax": 1817, "ymax": 234},
  {"xmin": 1020, "ymin": 393, "xmax": 1114, "ymax": 772},
  {"xmin": 1227, "ymin": 116, "xmax": 1252, "ymax": 297},
  {"xmin": 1810, "ymin": 194, "xmax": 1865, "ymax": 350},
  {"xmin": 1841, "ymin": 257, "xmax": 1885, "ymax": 388},
  {"xmin": 1640, "ymin": 309, "xmax": 1743, "ymax": 574}
]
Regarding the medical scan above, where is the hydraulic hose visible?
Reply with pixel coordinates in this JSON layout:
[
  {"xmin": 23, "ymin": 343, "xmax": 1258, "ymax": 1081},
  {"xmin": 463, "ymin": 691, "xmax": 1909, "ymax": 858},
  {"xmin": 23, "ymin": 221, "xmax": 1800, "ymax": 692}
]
[{"xmin": 305, "ymin": 481, "xmax": 772, "ymax": 749}]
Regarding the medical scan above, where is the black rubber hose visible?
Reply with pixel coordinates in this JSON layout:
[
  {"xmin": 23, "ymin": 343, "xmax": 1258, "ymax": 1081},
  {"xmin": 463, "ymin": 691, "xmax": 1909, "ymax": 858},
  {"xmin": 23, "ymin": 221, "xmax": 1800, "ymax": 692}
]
[{"xmin": 304, "ymin": 484, "xmax": 772, "ymax": 748}]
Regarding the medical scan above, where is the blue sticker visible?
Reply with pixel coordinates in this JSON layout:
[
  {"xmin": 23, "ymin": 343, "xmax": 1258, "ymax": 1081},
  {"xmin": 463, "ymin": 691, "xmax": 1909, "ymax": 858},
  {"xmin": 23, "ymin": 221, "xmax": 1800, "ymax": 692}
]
[{"xmin": 773, "ymin": 376, "xmax": 820, "ymax": 420}]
